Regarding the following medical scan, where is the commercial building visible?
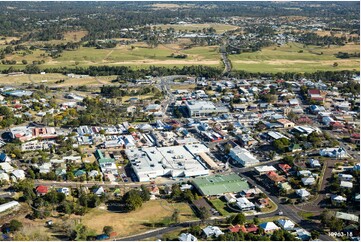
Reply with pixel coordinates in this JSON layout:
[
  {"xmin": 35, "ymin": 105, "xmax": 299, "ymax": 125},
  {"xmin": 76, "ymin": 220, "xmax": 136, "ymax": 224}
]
[
  {"xmin": 125, "ymin": 144, "xmax": 209, "ymax": 182},
  {"xmin": 229, "ymin": 146, "xmax": 259, "ymax": 167},
  {"xmin": 185, "ymin": 101, "xmax": 228, "ymax": 117},
  {"xmin": 192, "ymin": 173, "xmax": 250, "ymax": 196}
]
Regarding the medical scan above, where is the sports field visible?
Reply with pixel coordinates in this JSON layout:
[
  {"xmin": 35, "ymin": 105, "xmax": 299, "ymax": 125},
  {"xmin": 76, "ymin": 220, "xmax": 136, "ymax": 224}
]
[{"xmin": 229, "ymin": 42, "xmax": 360, "ymax": 73}]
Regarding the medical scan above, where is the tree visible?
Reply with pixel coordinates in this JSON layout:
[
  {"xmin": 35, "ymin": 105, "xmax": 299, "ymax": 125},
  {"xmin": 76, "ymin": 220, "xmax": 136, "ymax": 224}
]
[
  {"xmin": 140, "ymin": 184, "xmax": 150, "ymax": 202},
  {"xmin": 253, "ymin": 217, "xmax": 260, "ymax": 225},
  {"xmin": 171, "ymin": 209, "xmax": 180, "ymax": 224},
  {"xmin": 122, "ymin": 189, "xmax": 143, "ymax": 211},
  {"xmin": 171, "ymin": 184, "xmax": 182, "ymax": 199},
  {"xmin": 198, "ymin": 206, "xmax": 210, "ymax": 222},
  {"xmin": 311, "ymin": 230, "xmax": 320, "ymax": 240},
  {"xmin": 102, "ymin": 226, "xmax": 113, "ymax": 236},
  {"xmin": 232, "ymin": 213, "xmax": 246, "ymax": 225},
  {"xmin": 8, "ymin": 220, "xmax": 23, "ymax": 232}
]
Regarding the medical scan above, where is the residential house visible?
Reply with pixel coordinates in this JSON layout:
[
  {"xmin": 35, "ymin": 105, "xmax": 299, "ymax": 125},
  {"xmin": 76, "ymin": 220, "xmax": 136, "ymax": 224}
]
[
  {"xmin": 296, "ymin": 189, "xmax": 311, "ymax": 200},
  {"xmin": 259, "ymin": 222, "xmax": 280, "ymax": 234},
  {"xmin": 266, "ymin": 171, "xmax": 286, "ymax": 185},
  {"xmin": 254, "ymin": 165, "xmax": 277, "ymax": 175},
  {"xmin": 74, "ymin": 169, "xmax": 86, "ymax": 178},
  {"xmin": 240, "ymin": 224, "xmax": 258, "ymax": 234},
  {"xmin": 93, "ymin": 186, "xmax": 105, "ymax": 196},
  {"xmin": 297, "ymin": 170, "xmax": 312, "ymax": 177},
  {"xmin": 36, "ymin": 185, "xmax": 48, "ymax": 196},
  {"xmin": 236, "ymin": 197, "xmax": 255, "ymax": 211},
  {"xmin": 11, "ymin": 170, "xmax": 25, "ymax": 181},
  {"xmin": 277, "ymin": 119, "xmax": 295, "ymax": 128},
  {"xmin": 288, "ymin": 144, "xmax": 302, "ymax": 152},
  {"xmin": 350, "ymin": 133, "xmax": 360, "ymax": 144},
  {"xmin": 309, "ymin": 159, "xmax": 321, "ymax": 168},
  {"xmin": 255, "ymin": 197, "xmax": 270, "ymax": 209},
  {"xmin": 278, "ymin": 164, "xmax": 291, "ymax": 174},
  {"xmin": 319, "ymin": 147, "xmax": 347, "ymax": 158},
  {"xmin": 295, "ymin": 228, "xmax": 311, "ymax": 240},
  {"xmin": 335, "ymin": 212, "xmax": 359, "ymax": 223},
  {"xmin": 331, "ymin": 195, "xmax": 347, "ymax": 205},
  {"xmin": 277, "ymin": 219, "xmax": 295, "ymax": 231},
  {"xmin": 308, "ymin": 89, "xmax": 325, "ymax": 103},
  {"xmin": 278, "ymin": 182, "xmax": 292, "ymax": 194},
  {"xmin": 0, "ymin": 172, "xmax": 9, "ymax": 182},
  {"xmin": 149, "ymin": 185, "xmax": 160, "ymax": 196},
  {"xmin": 57, "ymin": 187, "xmax": 70, "ymax": 196},
  {"xmin": 178, "ymin": 233, "xmax": 198, "ymax": 241},
  {"xmin": 240, "ymin": 188, "xmax": 262, "ymax": 198},
  {"xmin": 237, "ymin": 134, "xmax": 257, "ymax": 147},
  {"xmin": 202, "ymin": 226, "xmax": 224, "ymax": 238},
  {"xmin": 0, "ymin": 162, "xmax": 14, "ymax": 173},
  {"xmin": 301, "ymin": 177, "xmax": 316, "ymax": 186},
  {"xmin": 340, "ymin": 181, "xmax": 353, "ymax": 189},
  {"xmin": 224, "ymin": 193, "xmax": 237, "ymax": 203},
  {"xmin": 228, "ymin": 224, "xmax": 242, "ymax": 233},
  {"xmin": 338, "ymin": 173, "xmax": 353, "ymax": 181}
]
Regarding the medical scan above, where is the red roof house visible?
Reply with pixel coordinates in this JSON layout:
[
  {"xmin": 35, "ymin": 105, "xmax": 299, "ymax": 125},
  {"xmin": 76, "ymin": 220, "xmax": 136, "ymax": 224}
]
[
  {"xmin": 36, "ymin": 185, "xmax": 48, "ymax": 196},
  {"xmin": 241, "ymin": 224, "xmax": 259, "ymax": 233},
  {"xmin": 278, "ymin": 163, "xmax": 292, "ymax": 174},
  {"xmin": 228, "ymin": 224, "xmax": 242, "ymax": 233}
]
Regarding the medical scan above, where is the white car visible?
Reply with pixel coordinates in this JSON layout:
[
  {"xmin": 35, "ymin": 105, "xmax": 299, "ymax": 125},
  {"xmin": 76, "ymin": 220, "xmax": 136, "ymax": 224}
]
[{"xmin": 278, "ymin": 211, "xmax": 284, "ymax": 215}]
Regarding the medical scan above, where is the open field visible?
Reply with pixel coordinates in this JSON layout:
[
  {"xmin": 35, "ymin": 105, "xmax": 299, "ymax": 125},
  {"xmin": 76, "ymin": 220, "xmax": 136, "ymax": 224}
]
[
  {"xmin": 0, "ymin": 73, "xmax": 116, "ymax": 87},
  {"xmin": 82, "ymin": 200, "xmax": 197, "ymax": 237},
  {"xmin": 154, "ymin": 23, "xmax": 239, "ymax": 34},
  {"xmin": 229, "ymin": 42, "xmax": 360, "ymax": 73},
  {"xmin": 1, "ymin": 43, "xmax": 222, "ymax": 69},
  {"xmin": 0, "ymin": 41, "xmax": 358, "ymax": 73}
]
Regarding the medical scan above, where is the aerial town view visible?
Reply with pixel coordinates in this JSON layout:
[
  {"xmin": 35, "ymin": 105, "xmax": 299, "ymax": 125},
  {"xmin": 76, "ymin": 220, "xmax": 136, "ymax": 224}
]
[{"xmin": 0, "ymin": 1, "xmax": 359, "ymax": 241}]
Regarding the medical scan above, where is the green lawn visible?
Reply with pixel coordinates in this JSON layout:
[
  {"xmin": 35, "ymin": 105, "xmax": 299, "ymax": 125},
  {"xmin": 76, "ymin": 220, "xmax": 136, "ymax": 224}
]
[
  {"xmin": 209, "ymin": 198, "xmax": 236, "ymax": 216},
  {"xmin": 298, "ymin": 211, "xmax": 316, "ymax": 220}
]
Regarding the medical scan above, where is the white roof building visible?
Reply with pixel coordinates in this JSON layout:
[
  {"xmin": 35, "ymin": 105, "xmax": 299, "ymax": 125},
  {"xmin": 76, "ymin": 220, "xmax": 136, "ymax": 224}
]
[
  {"xmin": 277, "ymin": 219, "xmax": 295, "ymax": 230},
  {"xmin": 319, "ymin": 147, "xmax": 347, "ymax": 158},
  {"xmin": 125, "ymin": 144, "xmax": 209, "ymax": 182},
  {"xmin": 229, "ymin": 146, "xmax": 259, "ymax": 167},
  {"xmin": 254, "ymin": 165, "xmax": 277, "ymax": 175},
  {"xmin": 178, "ymin": 233, "xmax": 198, "ymax": 241},
  {"xmin": 185, "ymin": 101, "xmax": 228, "ymax": 117},
  {"xmin": 11, "ymin": 170, "xmax": 25, "ymax": 181},
  {"xmin": 0, "ymin": 162, "xmax": 14, "ymax": 173},
  {"xmin": 301, "ymin": 177, "xmax": 316, "ymax": 186},
  {"xmin": 202, "ymin": 226, "xmax": 224, "ymax": 238},
  {"xmin": 259, "ymin": 222, "xmax": 280, "ymax": 233},
  {"xmin": 236, "ymin": 197, "xmax": 255, "ymax": 211},
  {"xmin": 0, "ymin": 201, "xmax": 20, "ymax": 213},
  {"xmin": 340, "ymin": 181, "xmax": 353, "ymax": 189},
  {"xmin": 296, "ymin": 189, "xmax": 310, "ymax": 199}
]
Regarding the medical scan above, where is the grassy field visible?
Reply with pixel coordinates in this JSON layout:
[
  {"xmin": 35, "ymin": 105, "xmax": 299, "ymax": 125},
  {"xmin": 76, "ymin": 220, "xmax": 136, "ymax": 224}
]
[
  {"xmin": 229, "ymin": 42, "xmax": 360, "ymax": 73},
  {"xmin": 154, "ymin": 23, "xmax": 239, "ymax": 34},
  {"xmin": 0, "ymin": 43, "xmax": 221, "ymax": 69},
  {"xmin": 0, "ymin": 41, "xmax": 358, "ymax": 73},
  {"xmin": 208, "ymin": 198, "xmax": 235, "ymax": 216},
  {"xmin": 82, "ymin": 200, "xmax": 197, "ymax": 237},
  {"xmin": 0, "ymin": 73, "xmax": 116, "ymax": 87}
]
